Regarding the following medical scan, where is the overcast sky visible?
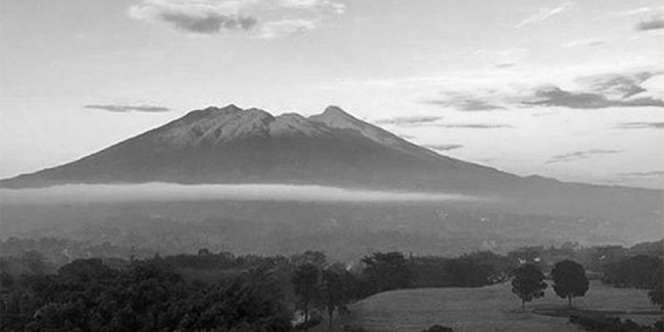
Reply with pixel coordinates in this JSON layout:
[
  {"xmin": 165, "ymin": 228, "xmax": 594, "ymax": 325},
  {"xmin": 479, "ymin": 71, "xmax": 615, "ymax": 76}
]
[{"xmin": 1, "ymin": 0, "xmax": 663, "ymax": 189}]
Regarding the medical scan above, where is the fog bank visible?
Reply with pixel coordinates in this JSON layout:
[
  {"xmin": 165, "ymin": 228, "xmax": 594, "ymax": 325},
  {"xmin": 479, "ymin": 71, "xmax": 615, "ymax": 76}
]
[{"xmin": 0, "ymin": 183, "xmax": 483, "ymax": 205}]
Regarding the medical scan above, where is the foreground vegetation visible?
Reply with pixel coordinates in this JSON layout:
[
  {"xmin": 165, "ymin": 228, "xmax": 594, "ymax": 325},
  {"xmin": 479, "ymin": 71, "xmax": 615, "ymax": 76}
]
[{"xmin": 0, "ymin": 238, "xmax": 662, "ymax": 331}]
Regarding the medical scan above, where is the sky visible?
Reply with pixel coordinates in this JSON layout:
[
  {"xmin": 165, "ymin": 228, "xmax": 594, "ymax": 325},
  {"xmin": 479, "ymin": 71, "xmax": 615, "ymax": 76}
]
[{"xmin": 1, "ymin": 0, "xmax": 663, "ymax": 189}]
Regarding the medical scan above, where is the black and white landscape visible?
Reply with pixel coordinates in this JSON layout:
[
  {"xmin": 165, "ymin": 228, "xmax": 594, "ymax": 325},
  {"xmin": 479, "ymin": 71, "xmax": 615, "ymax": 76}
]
[{"xmin": 1, "ymin": 1, "xmax": 663, "ymax": 331}]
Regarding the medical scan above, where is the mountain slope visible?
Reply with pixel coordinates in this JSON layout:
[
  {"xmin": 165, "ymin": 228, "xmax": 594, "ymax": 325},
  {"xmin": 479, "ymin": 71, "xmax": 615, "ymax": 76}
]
[
  {"xmin": 0, "ymin": 105, "xmax": 515, "ymax": 191},
  {"xmin": 1, "ymin": 105, "xmax": 661, "ymax": 225}
]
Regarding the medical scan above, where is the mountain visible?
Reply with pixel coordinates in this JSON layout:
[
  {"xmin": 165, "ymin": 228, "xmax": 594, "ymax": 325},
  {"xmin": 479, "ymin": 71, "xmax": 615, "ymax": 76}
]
[
  {"xmin": 1, "ymin": 105, "xmax": 662, "ymax": 225},
  {"xmin": 0, "ymin": 105, "xmax": 513, "ymax": 190}
]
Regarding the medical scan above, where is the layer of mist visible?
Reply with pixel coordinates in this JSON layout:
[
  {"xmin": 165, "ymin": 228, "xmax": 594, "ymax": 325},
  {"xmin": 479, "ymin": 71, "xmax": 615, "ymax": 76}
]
[{"xmin": 0, "ymin": 183, "xmax": 483, "ymax": 205}]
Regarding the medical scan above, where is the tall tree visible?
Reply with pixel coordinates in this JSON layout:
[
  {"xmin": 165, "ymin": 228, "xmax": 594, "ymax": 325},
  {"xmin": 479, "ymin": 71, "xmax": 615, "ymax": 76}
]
[
  {"xmin": 648, "ymin": 265, "xmax": 663, "ymax": 310},
  {"xmin": 318, "ymin": 264, "xmax": 352, "ymax": 329},
  {"xmin": 292, "ymin": 263, "xmax": 320, "ymax": 331},
  {"xmin": 511, "ymin": 263, "xmax": 547, "ymax": 310},
  {"xmin": 551, "ymin": 260, "xmax": 589, "ymax": 307}
]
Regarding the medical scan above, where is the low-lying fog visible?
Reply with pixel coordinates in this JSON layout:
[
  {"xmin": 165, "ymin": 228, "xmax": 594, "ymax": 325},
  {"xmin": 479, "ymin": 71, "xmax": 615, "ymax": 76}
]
[{"xmin": 0, "ymin": 183, "xmax": 483, "ymax": 205}]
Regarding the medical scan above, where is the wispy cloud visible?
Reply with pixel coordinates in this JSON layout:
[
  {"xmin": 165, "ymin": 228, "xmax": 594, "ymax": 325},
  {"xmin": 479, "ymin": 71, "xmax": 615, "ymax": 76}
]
[
  {"xmin": 613, "ymin": 5, "xmax": 664, "ymax": 31},
  {"xmin": 424, "ymin": 144, "xmax": 463, "ymax": 151},
  {"xmin": 374, "ymin": 115, "xmax": 443, "ymax": 126},
  {"xmin": 258, "ymin": 18, "xmax": 318, "ymax": 39},
  {"xmin": 424, "ymin": 70, "xmax": 664, "ymax": 111},
  {"xmin": 84, "ymin": 104, "xmax": 171, "ymax": 113},
  {"xmin": 433, "ymin": 123, "xmax": 512, "ymax": 129},
  {"xmin": 612, "ymin": 6, "xmax": 664, "ymax": 17},
  {"xmin": 426, "ymin": 97, "xmax": 505, "ymax": 111},
  {"xmin": 618, "ymin": 170, "xmax": 664, "ymax": 177},
  {"xmin": 616, "ymin": 122, "xmax": 664, "ymax": 129},
  {"xmin": 522, "ymin": 86, "xmax": 664, "ymax": 109},
  {"xmin": 637, "ymin": 16, "xmax": 664, "ymax": 31},
  {"xmin": 546, "ymin": 149, "xmax": 621, "ymax": 164},
  {"xmin": 128, "ymin": 0, "xmax": 345, "ymax": 37},
  {"xmin": 515, "ymin": 2, "xmax": 574, "ymax": 28},
  {"xmin": 561, "ymin": 38, "xmax": 605, "ymax": 48}
]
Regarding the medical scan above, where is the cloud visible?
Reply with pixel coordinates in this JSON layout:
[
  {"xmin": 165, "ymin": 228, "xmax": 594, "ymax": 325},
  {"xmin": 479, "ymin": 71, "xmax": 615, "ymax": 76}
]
[
  {"xmin": 612, "ymin": 6, "xmax": 664, "ymax": 17},
  {"xmin": 618, "ymin": 170, "xmax": 664, "ymax": 177},
  {"xmin": 637, "ymin": 16, "xmax": 664, "ymax": 31},
  {"xmin": 424, "ymin": 144, "xmax": 463, "ymax": 151},
  {"xmin": 561, "ymin": 38, "xmax": 605, "ymax": 48},
  {"xmin": 257, "ymin": 18, "xmax": 318, "ymax": 38},
  {"xmin": 159, "ymin": 12, "xmax": 257, "ymax": 33},
  {"xmin": 495, "ymin": 63, "xmax": 516, "ymax": 69},
  {"xmin": 546, "ymin": 149, "xmax": 621, "ymax": 164},
  {"xmin": 433, "ymin": 123, "xmax": 512, "ymax": 129},
  {"xmin": 523, "ymin": 86, "xmax": 664, "ymax": 109},
  {"xmin": 84, "ymin": 104, "xmax": 171, "ymax": 113},
  {"xmin": 422, "ymin": 69, "xmax": 664, "ymax": 111},
  {"xmin": 374, "ymin": 115, "xmax": 442, "ymax": 126},
  {"xmin": 616, "ymin": 122, "xmax": 664, "ymax": 129},
  {"xmin": 129, "ymin": 0, "xmax": 344, "ymax": 37},
  {"xmin": 613, "ymin": 5, "xmax": 664, "ymax": 31},
  {"xmin": 515, "ymin": 2, "xmax": 574, "ymax": 28},
  {"xmin": 579, "ymin": 71, "xmax": 655, "ymax": 98},
  {"xmin": 426, "ymin": 97, "xmax": 505, "ymax": 111}
]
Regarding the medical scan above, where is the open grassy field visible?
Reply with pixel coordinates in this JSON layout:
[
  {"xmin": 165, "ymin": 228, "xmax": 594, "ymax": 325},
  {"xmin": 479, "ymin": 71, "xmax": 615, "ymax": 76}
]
[{"xmin": 343, "ymin": 280, "xmax": 660, "ymax": 332}]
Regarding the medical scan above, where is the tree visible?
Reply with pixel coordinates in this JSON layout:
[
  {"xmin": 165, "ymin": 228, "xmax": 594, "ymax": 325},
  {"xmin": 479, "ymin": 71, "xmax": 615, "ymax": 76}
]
[
  {"xmin": 648, "ymin": 265, "xmax": 663, "ymax": 310},
  {"xmin": 361, "ymin": 252, "xmax": 411, "ymax": 292},
  {"xmin": 319, "ymin": 264, "xmax": 352, "ymax": 329},
  {"xmin": 511, "ymin": 263, "xmax": 547, "ymax": 310},
  {"xmin": 292, "ymin": 263, "xmax": 320, "ymax": 331},
  {"xmin": 551, "ymin": 260, "xmax": 589, "ymax": 307}
]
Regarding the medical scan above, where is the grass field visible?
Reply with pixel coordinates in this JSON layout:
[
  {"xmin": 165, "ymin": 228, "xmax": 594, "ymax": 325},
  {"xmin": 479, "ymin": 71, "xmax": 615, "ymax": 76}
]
[{"xmin": 342, "ymin": 280, "xmax": 660, "ymax": 332}]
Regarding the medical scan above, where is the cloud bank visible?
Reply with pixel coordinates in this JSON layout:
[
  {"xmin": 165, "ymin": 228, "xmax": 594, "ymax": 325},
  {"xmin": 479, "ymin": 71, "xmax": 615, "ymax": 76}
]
[
  {"xmin": 426, "ymin": 70, "xmax": 664, "ymax": 111},
  {"xmin": 0, "ymin": 183, "xmax": 481, "ymax": 205},
  {"xmin": 129, "ymin": 0, "xmax": 345, "ymax": 38}
]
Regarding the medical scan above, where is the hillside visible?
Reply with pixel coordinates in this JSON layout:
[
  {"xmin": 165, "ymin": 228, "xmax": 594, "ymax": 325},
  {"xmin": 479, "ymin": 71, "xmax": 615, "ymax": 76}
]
[{"xmin": 345, "ymin": 281, "xmax": 660, "ymax": 332}]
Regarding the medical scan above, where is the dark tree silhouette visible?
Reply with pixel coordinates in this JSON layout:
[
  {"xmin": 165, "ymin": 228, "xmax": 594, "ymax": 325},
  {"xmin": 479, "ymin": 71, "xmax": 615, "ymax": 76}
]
[
  {"xmin": 319, "ymin": 264, "xmax": 352, "ymax": 329},
  {"xmin": 292, "ymin": 263, "xmax": 320, "ymax": 331},
  {"xmin": 361, "ymin": 252, "xmax": 411, "ymax": 292},
  {"xmin": 551, "ymin": 260, "xmax": 589, "ymax": 307},
  {"xmin": 648, "ymin": 265, "xmax": 663, "ymax": 310},
  {"xmin": 511, "ymin": 263, "xmax": 547, "ymax": 310}
]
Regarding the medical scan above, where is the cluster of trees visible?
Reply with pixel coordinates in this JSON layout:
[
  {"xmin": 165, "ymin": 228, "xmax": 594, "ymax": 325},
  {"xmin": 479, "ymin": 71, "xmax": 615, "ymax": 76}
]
[
  {"xmin": 0, "ymin": 258, "xmax": 292, "ymax": 331},
  {"xmin": 408, "ymin": 251, "xmax": 513, "ymax": 288},
  {"xmin": 506, "ymin": 239, "xmax": 663, "ymax": 274},
  {"xmin": 602, "ymin": 255, "xmax": 664, "ymax": 310},
  {"xmin": 289, "ymin": 251, "xmax": 415, "ymax": 330},
  {"xmin": 511, "ymin": 259, "xmax": 590, "ymax": 310},
  {"xmin": 570, "ymin": 314, "xmax": 664, "ymax": 332}
]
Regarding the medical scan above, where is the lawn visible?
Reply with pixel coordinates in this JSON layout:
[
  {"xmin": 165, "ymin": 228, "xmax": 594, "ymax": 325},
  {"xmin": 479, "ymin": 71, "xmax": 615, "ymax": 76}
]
[{"xmin": 341, "ymin": 280, "xmax": 660, "ymax": 332}]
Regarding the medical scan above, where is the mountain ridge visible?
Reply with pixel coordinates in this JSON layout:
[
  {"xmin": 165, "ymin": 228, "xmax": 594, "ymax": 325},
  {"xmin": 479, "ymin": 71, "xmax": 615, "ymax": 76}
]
[{"xmin": 1, "ymin": 104, "xmax": 516, "ymax": 190}]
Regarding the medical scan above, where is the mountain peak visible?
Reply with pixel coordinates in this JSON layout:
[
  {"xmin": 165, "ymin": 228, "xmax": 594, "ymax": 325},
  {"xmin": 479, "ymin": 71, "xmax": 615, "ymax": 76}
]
[{"xmin": 322, "ymin": 105, "xmax": 352, "ymax": 117}]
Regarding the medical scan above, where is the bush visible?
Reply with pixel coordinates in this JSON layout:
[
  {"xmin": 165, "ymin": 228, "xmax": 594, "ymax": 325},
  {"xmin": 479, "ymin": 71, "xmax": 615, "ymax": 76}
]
[{"xmin": 422, "ymin": 324, "xmax": 454, "ymax": 332}]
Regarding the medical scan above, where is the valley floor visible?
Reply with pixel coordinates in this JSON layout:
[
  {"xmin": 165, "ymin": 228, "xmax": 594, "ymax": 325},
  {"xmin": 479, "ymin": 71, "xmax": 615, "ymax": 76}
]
[{"xmin": 342, "ymin": 280, "xmax": 659, "ymax": 332}]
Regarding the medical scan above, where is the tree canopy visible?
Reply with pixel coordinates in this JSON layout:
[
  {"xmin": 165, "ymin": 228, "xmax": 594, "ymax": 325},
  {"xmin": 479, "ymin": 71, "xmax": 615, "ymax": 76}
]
[
  {"xmin": 511, "ymin": 263, "xmax": 547, "ymax": 310},
  {"xmin": 551, "ymin": 260, "xmax": 589, "ymax": 307}
]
